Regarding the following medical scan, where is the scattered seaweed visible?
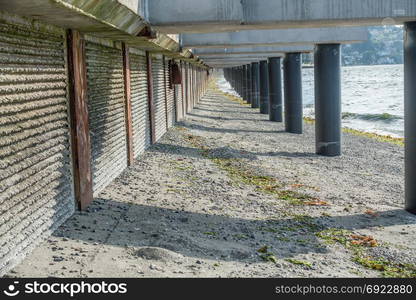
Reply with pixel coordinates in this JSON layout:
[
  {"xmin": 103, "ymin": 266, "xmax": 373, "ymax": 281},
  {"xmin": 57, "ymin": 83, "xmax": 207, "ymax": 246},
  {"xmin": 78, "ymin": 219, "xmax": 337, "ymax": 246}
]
[
  {"xmin": 285, "ymin": 258, "xmax": 313, "ymax": 268},
  {"xmin": 257, "ymin": 246, "xmax": 277, "ymax": 263},
  {"xmin": 316, "ymin": 228, "xmax": 416, "ymax": 278},
  {"xmin": 303, "ymin": 117, "xmax": 404, "ymax": 146}
]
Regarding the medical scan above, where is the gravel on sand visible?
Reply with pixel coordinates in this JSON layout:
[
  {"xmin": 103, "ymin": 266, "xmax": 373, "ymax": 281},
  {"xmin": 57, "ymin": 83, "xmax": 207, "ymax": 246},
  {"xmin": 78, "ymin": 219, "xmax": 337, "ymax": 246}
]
[{"xmin": 8, "ymin": 80, "xmax": 416, "ymax": 278}]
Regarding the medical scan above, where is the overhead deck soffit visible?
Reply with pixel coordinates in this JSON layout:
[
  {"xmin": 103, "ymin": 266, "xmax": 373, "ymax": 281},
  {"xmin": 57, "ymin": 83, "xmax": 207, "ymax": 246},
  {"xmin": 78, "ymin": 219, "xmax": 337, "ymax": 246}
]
[
  {"xmin": 201, "ymin": 54, "xmax": 284, "ymax": 61},
  {"xmin": 181, "ymin": 27, "xmax": 369, "ymax": 49},
  {"xmin": 193, "ymin": 45, "xmax": 315, "ymax": 56},
  {"xmin": 148, "ymin": 0, "xmax": 416, "ymax": 34},
  {"xmin": 205, "ymin": 57, "xmax": 270, "ymax": 65},
  {"xmin": 0, "ymin": 0, "xmax": 205, "ymax": 66}
]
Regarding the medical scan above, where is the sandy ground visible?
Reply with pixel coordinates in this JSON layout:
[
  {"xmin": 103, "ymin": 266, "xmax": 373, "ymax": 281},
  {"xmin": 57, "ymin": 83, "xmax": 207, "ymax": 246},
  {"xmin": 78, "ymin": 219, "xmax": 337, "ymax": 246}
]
[{"xmin": 8, "ymin": 80, "xmax": 416, "ymax": 278}]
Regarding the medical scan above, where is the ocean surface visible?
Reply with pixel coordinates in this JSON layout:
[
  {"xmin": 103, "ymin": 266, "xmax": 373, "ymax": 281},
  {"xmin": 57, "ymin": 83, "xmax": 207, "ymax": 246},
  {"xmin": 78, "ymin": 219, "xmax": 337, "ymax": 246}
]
[{"xmin": 218, "ymin": 64, "xmax": 404, "ymax": 138}]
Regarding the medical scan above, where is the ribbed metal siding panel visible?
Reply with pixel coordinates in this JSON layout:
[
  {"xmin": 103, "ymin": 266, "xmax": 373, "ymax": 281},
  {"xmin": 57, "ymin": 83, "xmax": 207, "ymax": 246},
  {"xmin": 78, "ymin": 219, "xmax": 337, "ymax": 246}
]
[
  {"xmin": 196, "ymin": 68, "xmax": 201, "ymax": 102},
  {"xmin": 195, "ymin": 68, "xmax": 198, "ymax": 103},
  {"xmin": 191, "ymin": 65, "xmax": 195, "ymax": 109},
  {"xmin": 165, "ymin": 61, "xmax": 175, "ymax": 128},
  {"xmin": 186, "ymin": 63, "xmax": 192, "ymax": 113},
  {"xmin": 130, "ymin": 52, "xmax": 151, "ymax": 158},
  {"xmin": 175, "ymin": 85, "xmax": 181, "ymax": 120},
  {"xmin": 176, "ymin": 63, "xmax": 184, "ymax": 120},
  {"xmin": 0, "ymin": 15, "xmax": 74, "ymax": 273},
  {"xmin": 151, "ymin": 57, "xmax": 166, "ymax": 141},
  {"xmin": 85, "ymin": 40, "xmax": 127, "ymax": 196},
  {"xmin": 182, "ymin": 63, "xmax": 187, "ymax": 116}
]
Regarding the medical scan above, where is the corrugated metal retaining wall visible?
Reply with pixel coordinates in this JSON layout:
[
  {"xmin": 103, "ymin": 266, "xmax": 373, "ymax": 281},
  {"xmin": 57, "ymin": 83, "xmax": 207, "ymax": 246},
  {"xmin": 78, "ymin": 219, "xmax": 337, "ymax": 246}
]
[
  {"xmin": 182, "ymin": 62, "xmax": 188, "ymax": 116},
  {"xmin": 85, "ymin": 37, "xmax": 128, "ymax": 196},
  {"xmin": 165, "ymin": 59, "xmax": 176, "ymax": 128},
  {"xmin": 175, "ymin": 60, "xmax": 184, "ymax": 121},
  {"xmin": 186, "ymin": 63, "xmax": 192, "ymax": 113},
  {"xmin": 0, "ymin": 10, "xmax": 210, "ymax": 276},
  {"xmin": 151, "ymin": 55, "xmax": 167, "ymax": 142},
  {"xmin": 130, "ymin": 48, "xmax": 151, "ymax": 158},
  {"xmin": 0, "ymin": 13, "xmax": 75, "ymax": 273}
]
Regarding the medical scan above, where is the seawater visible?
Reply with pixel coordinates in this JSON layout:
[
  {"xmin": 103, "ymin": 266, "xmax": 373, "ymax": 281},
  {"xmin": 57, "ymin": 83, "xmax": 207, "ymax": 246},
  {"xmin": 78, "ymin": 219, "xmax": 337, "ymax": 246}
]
[
  {"xmin": 303, "ymin": 64, "xmax": 404, "ymax": 138},
  {"xmin": 218, "ymin": 64, "xmax": 404, "ymax": 138}
]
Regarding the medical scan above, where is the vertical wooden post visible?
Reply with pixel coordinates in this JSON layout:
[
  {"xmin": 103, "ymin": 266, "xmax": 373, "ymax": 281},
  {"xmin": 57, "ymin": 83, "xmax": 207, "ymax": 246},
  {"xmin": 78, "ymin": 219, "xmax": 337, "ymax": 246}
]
[
  {"xmin": 163, "ymin": 56, "xmax": 169, "ymax": 130},
  {"xmin": 172, "ymin": 60, "xmax": 178, "ymax": 123},
  {"xmin": 122, "ymin": 43, "xmax": 134, "ymax": 165},
  {"xmin": 66, "ymin": 29, "xmax": 93, "ymax": 211},
  {"xmin": 146, "ymin": 51, "xmax": 156, "ymax": 144}
]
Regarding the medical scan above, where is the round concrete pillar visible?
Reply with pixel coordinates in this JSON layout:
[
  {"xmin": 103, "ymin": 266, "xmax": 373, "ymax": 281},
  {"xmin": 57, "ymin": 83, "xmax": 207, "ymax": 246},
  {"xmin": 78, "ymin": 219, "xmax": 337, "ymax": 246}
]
[
  {"xmin": 314, "ymin": 44, "xmax": 342, "ymax": 156},
  {"xmin": 268, "ymin": 57, "xmax": 283, "ymax": 122},
  {"xmin": 405, "ymin": 22, "xmax": 416, "ymax": 214},
  {"xmin": 251, "ymin": 62, "xmax": 260, "ymax": 109},
  {"xmin": 259, "ymin": 60, "xmax": 270, "ymax": 114},
  {"xmin": 246, "ymin": 64, "xmax": 252, "ymax": 104},
  {"xmin": 239, "ymin": 66, "xmax": 244, "ymax": 98},
  {"xmin": 239, "ymin": 66, "xmax": 242, "ymax": 98},
  {"xmin": 242, "ymin": 65, "xmax": 247, "ymax": 101},
  {"xmin": 230, "ymin": 68, "xmax": 234, "ymax": 89},
  {"xmin": 283, "ymin": 53, "xmax": 303, "ymax": 133}
]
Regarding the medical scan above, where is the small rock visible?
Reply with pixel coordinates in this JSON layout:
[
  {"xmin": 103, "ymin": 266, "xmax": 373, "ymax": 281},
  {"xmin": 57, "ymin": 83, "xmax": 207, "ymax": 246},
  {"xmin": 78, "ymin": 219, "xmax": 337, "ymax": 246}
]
[
  {"xmin": 136, "ymin": 247, "xmax": 183, "ymax": 262},
  {"xmin": 231, "ymin": 250, "xmax": 251, "ymax": 259},
  {"xmin": 53, "ymin": 257, "xmax": 64, "ymax": 262},
  {"xmin": 149, "ymin": 264, "xmax": 164, "ymax": 272}
]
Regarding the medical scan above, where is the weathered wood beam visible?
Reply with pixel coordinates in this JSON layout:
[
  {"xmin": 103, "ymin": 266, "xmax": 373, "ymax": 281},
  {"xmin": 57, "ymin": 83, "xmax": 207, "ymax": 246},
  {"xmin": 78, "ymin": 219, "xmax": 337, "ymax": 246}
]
[
  {"xmin": 66, "ymin": 29, "xmax": 93, "ymax": 210},
  {"xmin": 146, "ymin": 51, "xmax": 157, "ymax": 144},
  {"xmin": 122, "ymin": 43, "xmax": 134, "ymax": 166}
]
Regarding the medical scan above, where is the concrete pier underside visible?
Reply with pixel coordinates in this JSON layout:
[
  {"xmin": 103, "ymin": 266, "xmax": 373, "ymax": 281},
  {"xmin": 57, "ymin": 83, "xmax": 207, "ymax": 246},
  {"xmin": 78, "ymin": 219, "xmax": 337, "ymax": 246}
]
[{"xmin": 148, "ymin": 0, "xmax": 416, "ymax": 33}]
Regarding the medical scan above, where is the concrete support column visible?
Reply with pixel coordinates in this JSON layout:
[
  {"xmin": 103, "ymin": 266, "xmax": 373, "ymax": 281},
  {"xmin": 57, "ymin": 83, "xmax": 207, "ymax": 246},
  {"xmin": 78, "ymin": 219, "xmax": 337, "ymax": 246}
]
[
  {"xmin": 236, "ymin": 67, "xmax": 239, "ymax": 93},
  {"xmin": 238, "ymin": 67, "xmax": 242, "ymax": 97},
  {"xmin": 405, "ymin": 22, "xmax": 416, "ymax": 214},
  {"xmin": 283, "ymin": 53, "xmax": 303, "ymax": 133},
  {"xmin": 251, "ymin": 62, "xmax": 260, "ymax": 109},
  {"xmin": 237, "ymin": 67, "xmax": 240, "ymax": 93},
  {"xmin": 247, "ymin": 64, "xmax": 252, "ymax": 104},
  {"xmin": 259, "ymin": 60, "xmax": 270, "ymax": 114},
  {"xmin": 231, "ymin": 68, "xmax": 235, "ymax": 90},
  {"xmin": 242, "ymin": 66, "xmax": 247, "ymax": 101},
  {"xmin": 314, "ymin": 44, "xmax": 342, "ymax": 156},
  {"xmin": 268, "ymin": 57, "xmax": 283, "ymax": 122}
]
